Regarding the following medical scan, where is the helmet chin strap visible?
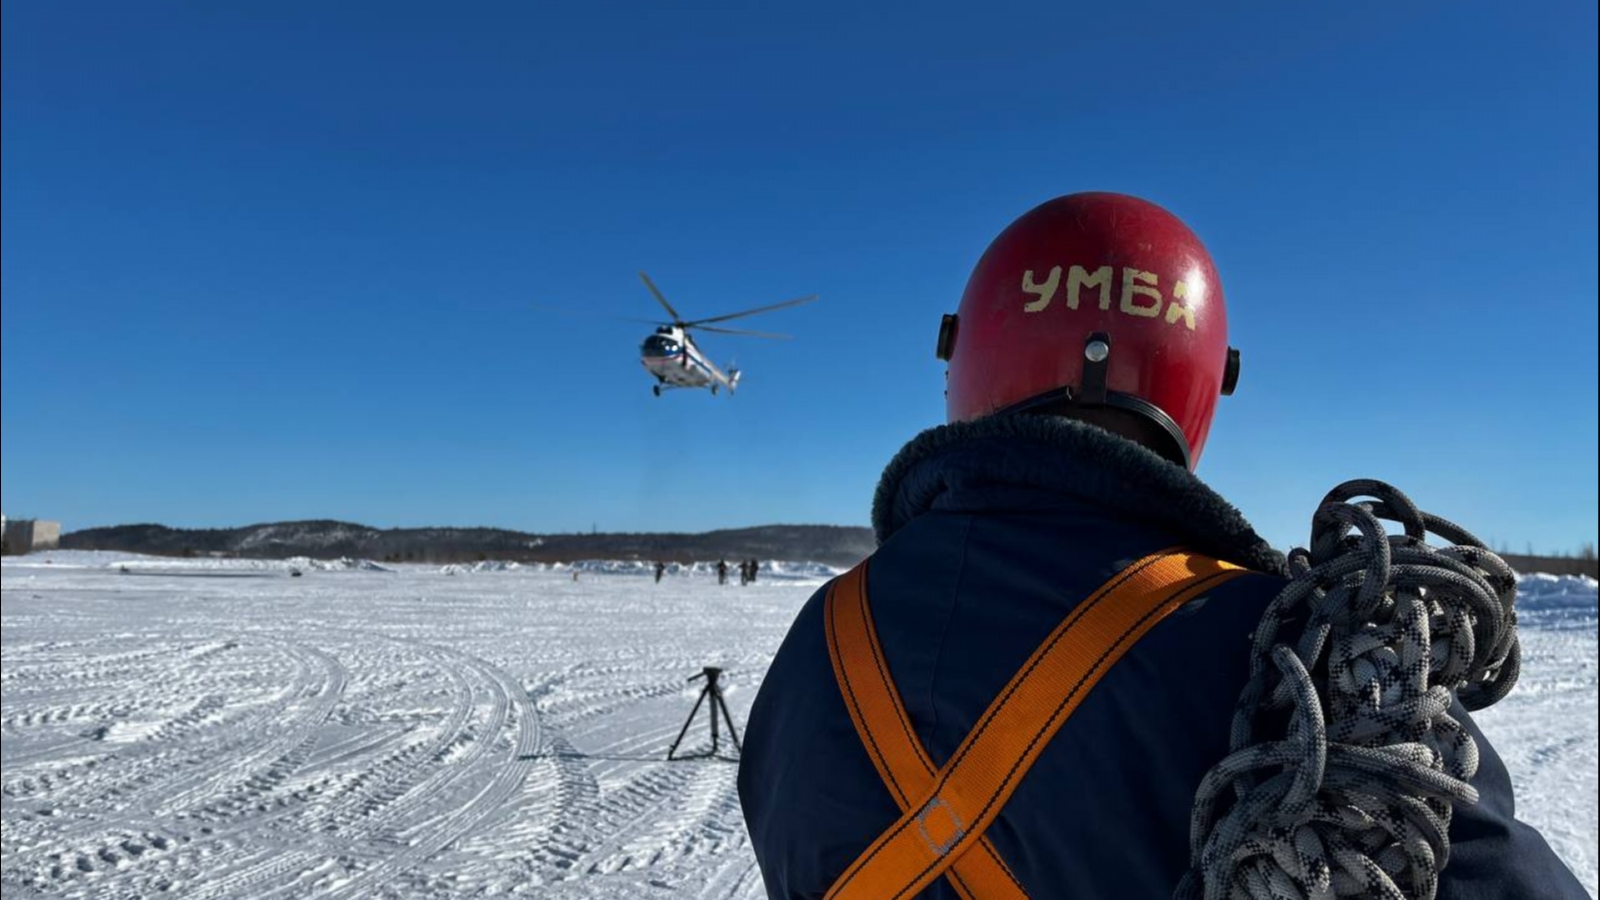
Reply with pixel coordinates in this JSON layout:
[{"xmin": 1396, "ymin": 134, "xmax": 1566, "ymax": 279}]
[{"xmin": 992, "ymin": 333, "xmax": 1194, "ymax": 470}]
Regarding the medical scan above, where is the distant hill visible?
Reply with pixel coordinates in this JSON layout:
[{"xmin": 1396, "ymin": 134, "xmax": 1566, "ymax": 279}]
[
  {"xmin": 60, "ymin": 520, "xmax": 878, "ymax": 568},
  {"xmin": 55, "ymin": 522, "xmax": 1598, "ymax": 579},
  {"xmin": 1499, "ymin": 553, "xmax": 1598, "ymax": 579}
]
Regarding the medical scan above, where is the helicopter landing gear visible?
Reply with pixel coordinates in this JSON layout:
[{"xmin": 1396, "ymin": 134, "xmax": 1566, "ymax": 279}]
[
  {"xmin": 653, "ymin": 385, "xmax": 662, "ymax": 397},
  {"xmin": 711, "ymin": 385, "xmax": 719, "ymax": 396}
]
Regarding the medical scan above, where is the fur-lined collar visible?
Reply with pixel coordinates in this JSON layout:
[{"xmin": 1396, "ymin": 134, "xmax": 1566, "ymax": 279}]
[{"xmin": 872, "ymin": 415, "xmax": 1286, "ymax": 575}]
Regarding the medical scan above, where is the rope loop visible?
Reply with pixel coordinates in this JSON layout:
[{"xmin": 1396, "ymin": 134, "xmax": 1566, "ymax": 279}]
[{"xmin": 1178, "ymin": 480, "xmax": 1520, "ymax": 900}]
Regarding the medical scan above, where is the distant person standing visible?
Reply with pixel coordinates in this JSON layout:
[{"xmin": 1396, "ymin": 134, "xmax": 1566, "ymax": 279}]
[
  {"xmin": 746, "ymin": 559, "xmax": 759, "ymax": 585},
  {"xmin": 655, "ymin": 560, "xmax": 666, "ymax": 584},
  {"xmin": 717, "ymin": 559, "xmax": 729, "ymax": 585}
]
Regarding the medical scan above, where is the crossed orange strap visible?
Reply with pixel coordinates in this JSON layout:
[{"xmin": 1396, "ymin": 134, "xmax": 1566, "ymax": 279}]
[{"xmin": 823, "ymin": 549, "xmax": 1246, "ymax": 900}]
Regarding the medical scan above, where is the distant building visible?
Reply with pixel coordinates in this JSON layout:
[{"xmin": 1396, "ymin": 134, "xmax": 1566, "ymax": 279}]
[{"xmin": 1, "ymin": 517, "xmax": 61, "ymax": 555}]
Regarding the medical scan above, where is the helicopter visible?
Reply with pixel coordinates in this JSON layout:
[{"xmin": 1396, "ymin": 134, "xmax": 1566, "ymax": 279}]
[
  {"xmin": 630, "ymin": 265, "xmax": 819, "ymax": 392},
  {"xmin": 536, "ymin": 272, "xmax": 816, "ymax": 396},
  {"xmin": 631, "ymin": 272, "xmax": 816, "ymax": 396},
  {"xmin": 631, "ymin": 272, "xmax": 818, "ymax": 396}
]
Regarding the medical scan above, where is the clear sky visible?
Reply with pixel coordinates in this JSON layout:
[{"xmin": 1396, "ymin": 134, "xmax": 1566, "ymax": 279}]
[{"xmin": 3, "ymin": 0, "xmax": 1596, "ymax": 553}]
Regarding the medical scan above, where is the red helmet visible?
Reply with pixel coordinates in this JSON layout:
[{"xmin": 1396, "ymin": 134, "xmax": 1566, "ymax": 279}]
[{"xmin": 937, "ymin": 192, "xmax": 1239, "ymax": 469}]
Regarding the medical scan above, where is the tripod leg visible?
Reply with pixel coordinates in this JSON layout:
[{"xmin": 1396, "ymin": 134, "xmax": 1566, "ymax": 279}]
[
  {"xmin": 709, "ymin": 688, "xmax": 720, "ymax": 754},
  {"xmin": 714, "ymin": 689, "xmax": 743, "ymax": 753},
  {"xmin": 667, "ymin": 688, "xmax": 709, "ymax": 760}
]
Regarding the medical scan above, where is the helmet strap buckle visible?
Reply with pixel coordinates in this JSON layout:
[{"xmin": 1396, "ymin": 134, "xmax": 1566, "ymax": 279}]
[{"xmin": 1079, "ymin": 332, "xmax": 1111, "ymax": 406}]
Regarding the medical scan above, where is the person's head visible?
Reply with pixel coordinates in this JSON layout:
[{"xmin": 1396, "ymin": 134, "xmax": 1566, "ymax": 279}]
[{"xmin": 936, "ymin": 192, "xmax": 1239, "ymax": 469}]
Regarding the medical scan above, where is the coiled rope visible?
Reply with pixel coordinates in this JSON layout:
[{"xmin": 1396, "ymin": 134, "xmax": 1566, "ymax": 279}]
[{"xmin": 1178, "ymin": 480, "xmax": 1521, "ymax": 900}]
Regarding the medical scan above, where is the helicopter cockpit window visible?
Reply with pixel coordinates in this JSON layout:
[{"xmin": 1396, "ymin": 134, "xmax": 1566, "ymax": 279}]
[{"xmin": 642, "ymin": 335, "xmax": 680, "ymax": 357}]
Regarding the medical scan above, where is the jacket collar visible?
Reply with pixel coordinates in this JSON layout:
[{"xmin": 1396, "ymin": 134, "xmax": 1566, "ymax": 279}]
[{"xmin": 871, "ymin": 414, "xmax": 1286, "ymax": 575}]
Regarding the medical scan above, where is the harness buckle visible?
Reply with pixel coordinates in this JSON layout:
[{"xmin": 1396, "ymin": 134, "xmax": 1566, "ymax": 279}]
[{"xmin": 915, "ymin": 796, "xmax": 967, "ymax": 856}]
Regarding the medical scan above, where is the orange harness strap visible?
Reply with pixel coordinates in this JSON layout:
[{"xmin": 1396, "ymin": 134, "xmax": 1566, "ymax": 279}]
[
  {"xmin": 826, "ymin": 564, "xmax": 1032, "ymax": 900},
  {"xmin": 824, "ymin": 549, "xmax": 1246, "ymax": 900}
]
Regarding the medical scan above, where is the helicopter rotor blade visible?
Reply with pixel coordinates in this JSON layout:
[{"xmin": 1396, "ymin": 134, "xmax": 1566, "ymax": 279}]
[
  {"xmin": 690, "ymin": 325, "xmax": 793, "ymax": 340},
  {"xmin": 638, "ymin": 271, "xmax": 685, "ymax": 323},
  {"xmin": 679, "ymin": 294, "xmax": 818, "ymax": 328},
  {"xmin": 531, "ymin": 303, "xmax": 666, "ymax": 326}
]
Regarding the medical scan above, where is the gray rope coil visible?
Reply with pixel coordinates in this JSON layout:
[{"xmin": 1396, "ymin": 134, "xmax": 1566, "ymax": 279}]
[{"xmin": 1177, "ymin": 480, "xmax": 1521, "ymax": 900}]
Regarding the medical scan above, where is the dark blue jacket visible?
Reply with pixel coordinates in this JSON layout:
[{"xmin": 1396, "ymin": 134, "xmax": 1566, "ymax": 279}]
[{"xmin": 738, "ymin": 415, "xmax": 1586, "ymax": 899}]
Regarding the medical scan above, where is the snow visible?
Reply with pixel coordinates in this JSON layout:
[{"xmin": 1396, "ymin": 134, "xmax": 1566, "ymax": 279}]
[
  {"xmin": 235, "ymin": 523, "xmax": 372, "ymax": 552},
  {"xmin": 0, "ymin": 552, "xmax": 394, "ymax": 573},
  {"xmin": 438, "ymin": 561, "xmax": 524, "ymax": 575},
  {"xmin": 1472, "ymin": 574, "xmax": 1599, "ymax": 895},
  {"xmin": 1, "ymin": 553, "xmax": 1594, "ymax": 899}
]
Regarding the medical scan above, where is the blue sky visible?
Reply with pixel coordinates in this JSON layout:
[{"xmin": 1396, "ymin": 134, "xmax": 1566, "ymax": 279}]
[{"xmin": 3, "ymin": 0, "xmax": 1596, "ymax": 553}]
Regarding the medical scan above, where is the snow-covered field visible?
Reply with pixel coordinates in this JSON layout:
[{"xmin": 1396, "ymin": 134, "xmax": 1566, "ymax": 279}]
[{"xmin": 1, "ymin": 553, "xmax": 1595, "ymax": 899}]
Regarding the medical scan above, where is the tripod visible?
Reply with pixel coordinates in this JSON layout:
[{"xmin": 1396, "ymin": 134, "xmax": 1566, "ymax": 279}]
[{"xmin": 666, "ymin": 667, "xmax": 742, "ymax": 761}]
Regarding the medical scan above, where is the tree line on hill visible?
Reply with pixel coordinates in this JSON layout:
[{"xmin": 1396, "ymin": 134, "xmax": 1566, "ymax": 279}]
[
  {"xmin": 1498, "ymin": 548, "xmax": 1597, "ymax": 579},
  {"xmin": 59, "ymin": 520, "xmax": 879, "ymax": 568}
]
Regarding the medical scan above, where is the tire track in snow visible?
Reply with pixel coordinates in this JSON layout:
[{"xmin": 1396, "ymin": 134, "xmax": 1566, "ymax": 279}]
[
  {"xmin": 3, "ymin": 558, "xmax": 835, "ymax": 898},
  {"xmin": 315, "ymin": 638, "xmax": 541, "ymax": 899},
  {"xmin": 164, "ymin": 632, "xmax": 537, "ymax": 900},
  {"xmin": 1, "ymin": 635, "xmax": 341, "ymax": 891},
  {"xmin": 152, "ymin": 638, "xmax": 347, "ymax": 816},
  {"xmin": 504, "ymin": 665, "xmax": 748, "ymax": 887},
  {"xmin": 696, "ymin": 857, "xmax": 763, "ymax": 900}
]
